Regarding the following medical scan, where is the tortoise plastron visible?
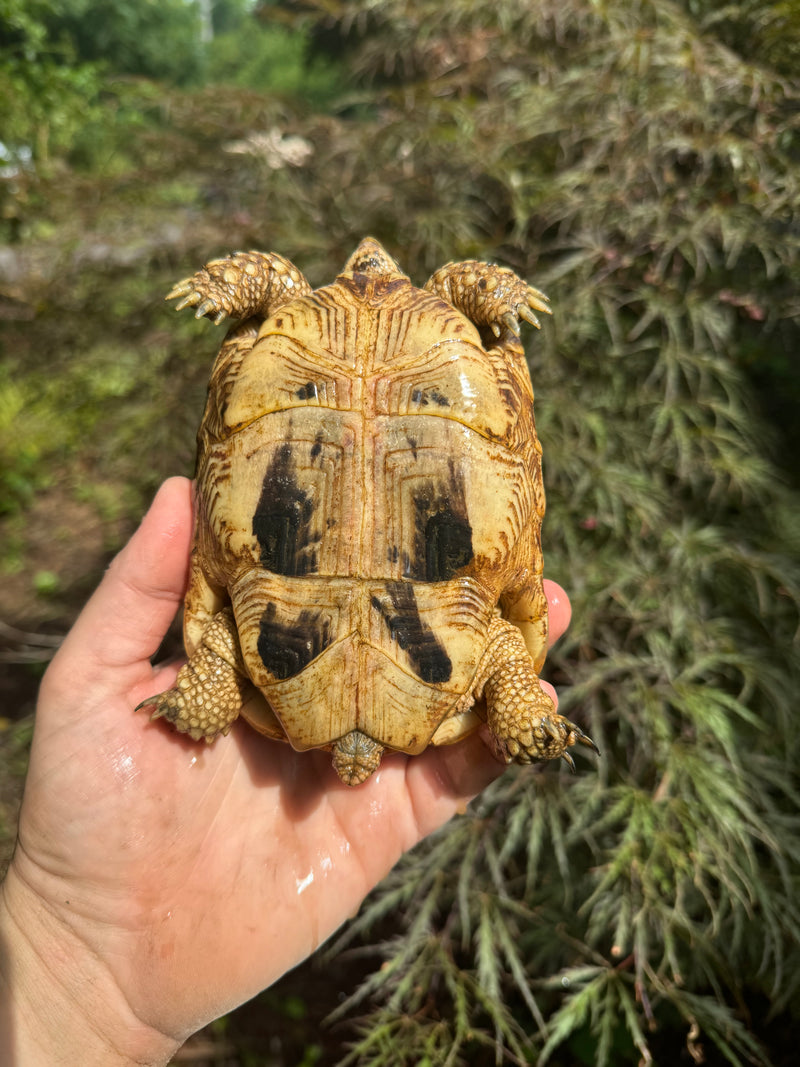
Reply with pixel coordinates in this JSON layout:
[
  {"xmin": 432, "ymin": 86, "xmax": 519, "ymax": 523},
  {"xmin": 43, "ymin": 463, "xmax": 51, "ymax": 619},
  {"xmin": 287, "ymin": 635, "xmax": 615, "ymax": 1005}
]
[{"xmin": 137, "ymin": 238, "xmax": 597, "ymax": 784}]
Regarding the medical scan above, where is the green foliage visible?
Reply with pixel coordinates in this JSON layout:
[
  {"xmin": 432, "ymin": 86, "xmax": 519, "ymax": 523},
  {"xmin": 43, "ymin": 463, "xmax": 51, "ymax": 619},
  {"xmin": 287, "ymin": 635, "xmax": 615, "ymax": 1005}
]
[
  {"xmin": 204, "ymin": 18, "xmax": 344, "ymax": 106},
  {"xmin": 1, "ymin": 0, "xmax": 799, "ymax": 1062},
  {"xmin": 0, "ymin": 0, "xmax": 104, "ymax": 167},
  {"xmin": 210, "ymin": 0, "xmax": 256, "ymax": 37},
  {"xmin": 681, "ymin": 0, "xmax": 800, "ymax": 76},
  {"xmin": 0, "ymin": 257, "xmax": 209, "ymax": 558},
  {"xmin": 0, "ymin": 0, "xmax": 345, "ymax": 232},
  {"xmin": 36, "ymin": 0, "xmax": 205, "ymax": 84},
  {"xmin": 0, "ymin": 367, "xmax": 54, "ymax": 515}
]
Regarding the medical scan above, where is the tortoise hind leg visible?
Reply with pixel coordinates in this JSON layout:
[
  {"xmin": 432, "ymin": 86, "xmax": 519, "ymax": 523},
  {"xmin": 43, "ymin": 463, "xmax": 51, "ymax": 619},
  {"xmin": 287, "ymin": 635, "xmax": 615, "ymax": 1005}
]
[
  {"xmin": 472, "ymin": 617, "xmax": 598, "ymax": 769},
  {"xmin": 137, "ymin": 608, "xmax": 251, "ymax": 742}
]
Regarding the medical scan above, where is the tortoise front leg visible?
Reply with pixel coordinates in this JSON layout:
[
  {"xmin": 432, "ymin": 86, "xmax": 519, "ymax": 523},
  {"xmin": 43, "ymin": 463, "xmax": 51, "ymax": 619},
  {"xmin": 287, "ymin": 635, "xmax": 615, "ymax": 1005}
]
[
  {"xmin": 167, "ymin": 250, "xmax": 313, "ymax": 324},
  {"xmin": 471, "ymin": 616, "xmax": 598, "ymax": 770},
  {"xmin": 425, "ymin": 260, "xmax": 551, "ymax": 337},
  {"xmin": 137, "ymin": 608, "xmax": 252, "ymax": 743}
]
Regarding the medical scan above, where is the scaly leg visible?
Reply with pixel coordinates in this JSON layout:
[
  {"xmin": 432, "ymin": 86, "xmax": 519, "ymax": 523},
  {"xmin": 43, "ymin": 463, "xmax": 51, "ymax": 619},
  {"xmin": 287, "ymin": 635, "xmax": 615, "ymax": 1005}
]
[
  {"xmin": 471, "ymin": 616, "xmax": 598, "ymax": 770},
  {"xmin": 167, "ymin": 250, "xmax": 312, "ymax": 324},
  {"xmin": 503, "ymin": 579, "xmax": 549, "ymax": 673},
  {"xmin": 137, "ymin": 608, "xmax": 252, "ymax": 743},
  {"xmin": 182, "ymin": 545, "xmax": 228, "ymax": 656}
]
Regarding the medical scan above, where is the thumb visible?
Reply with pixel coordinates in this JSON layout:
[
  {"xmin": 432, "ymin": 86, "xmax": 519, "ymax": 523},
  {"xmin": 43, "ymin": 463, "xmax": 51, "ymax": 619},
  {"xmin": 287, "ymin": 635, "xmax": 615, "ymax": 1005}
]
[{"xmin": 40, "ymin": 478, "xmax": 193, "ymax": 715}]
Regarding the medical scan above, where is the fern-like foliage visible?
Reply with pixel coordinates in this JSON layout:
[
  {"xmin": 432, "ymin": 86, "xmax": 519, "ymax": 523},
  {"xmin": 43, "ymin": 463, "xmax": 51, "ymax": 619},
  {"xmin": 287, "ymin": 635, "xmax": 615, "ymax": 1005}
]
[{"xmin": 5, "ymin": 0, "xmax": 797, "ymax": 1061}]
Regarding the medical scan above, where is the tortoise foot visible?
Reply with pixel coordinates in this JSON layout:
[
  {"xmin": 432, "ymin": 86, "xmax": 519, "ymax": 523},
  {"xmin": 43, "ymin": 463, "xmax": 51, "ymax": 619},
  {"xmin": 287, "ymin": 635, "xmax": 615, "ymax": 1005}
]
[
  {"xmin": 425, "ymin": 260, "xmax": 551, "ymax": 337},
  {"xmin": 487, "ymin": 689, "xmax": 598, "ymax": 771},
  {"xmin": 137, "ymin": 684, "xmax": 225, "ymax": 743},
  {"xmin": 477, "ymin": 618, "xmax": 598, "ymax": 770},
  {"xmin": 136, "ymin": 608, "xmax": 249, "ymax": 742},
  {"xmin": 167, "ymin": 250, "xmax": 311, "ymax": 324}
]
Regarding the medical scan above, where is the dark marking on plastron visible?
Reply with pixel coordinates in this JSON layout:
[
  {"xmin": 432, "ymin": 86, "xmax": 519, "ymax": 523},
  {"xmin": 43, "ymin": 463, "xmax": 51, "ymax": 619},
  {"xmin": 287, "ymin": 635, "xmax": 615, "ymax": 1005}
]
[
  {"xmin": 424, "ymin": 509, "xmax": 472, "ymax": 581},
  {"xmin": 252, "ymin": 444, "xmax": 318, "ymax": 575},
  {"xmin": 410, "ymin": 387, "xmax": 449, "ymax": 408},
  {"xmin": 405, "ymin": 462, "xmax": 473, "ymax": 582},
  {"xmin": 258, "ymin": 603, "xmax": 332, "ymax": 680},
  {"xmin": 296, "ymin": 381, "xmax": 318, "ymax": 401},
  {"xmin": 371, "ymin": 582, "xmax": 452, "ymax": 684},
  {"xmin": 310, "ymin": 430, "xmax": 323, "ymax": 461}
]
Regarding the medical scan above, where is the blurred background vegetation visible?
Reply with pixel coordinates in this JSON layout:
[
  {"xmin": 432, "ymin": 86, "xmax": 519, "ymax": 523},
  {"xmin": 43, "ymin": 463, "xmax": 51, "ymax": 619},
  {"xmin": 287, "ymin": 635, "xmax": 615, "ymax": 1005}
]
[{"xmin": 1, "ymin": 0, "xmax": 799, "ymax": 1064}]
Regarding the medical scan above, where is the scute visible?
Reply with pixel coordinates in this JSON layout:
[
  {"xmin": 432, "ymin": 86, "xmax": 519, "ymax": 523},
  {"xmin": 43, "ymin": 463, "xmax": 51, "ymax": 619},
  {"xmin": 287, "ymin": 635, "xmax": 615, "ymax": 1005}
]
[
  {"xmin": 139, "ymin": 238, "xmax": 599, "ymax": 784},
  {"xmin": 222, "ymin": 278, "xmax": 521, "ymax": 442},
  {"xmin": 229, "ymin": 569, "xmax": 492, "ymax": 754}
]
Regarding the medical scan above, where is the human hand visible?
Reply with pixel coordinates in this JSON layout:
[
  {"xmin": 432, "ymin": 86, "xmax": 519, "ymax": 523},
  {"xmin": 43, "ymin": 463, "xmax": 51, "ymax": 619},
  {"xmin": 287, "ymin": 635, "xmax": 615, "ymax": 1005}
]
[{"xmin": 0, "ymin": 477, "xmax": 572, "ymax": 1066}]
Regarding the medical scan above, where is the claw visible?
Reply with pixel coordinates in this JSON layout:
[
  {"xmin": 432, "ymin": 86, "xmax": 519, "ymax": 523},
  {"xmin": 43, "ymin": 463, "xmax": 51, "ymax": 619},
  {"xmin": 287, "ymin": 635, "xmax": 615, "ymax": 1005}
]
[
  {"xmin": 526, "ymin": 285, "xmax": 552, "ymax": 316},
  {"xmin": 135, "ymin": 696, "xmax": 164, "ymax": 718},
  {"xmin": 561, "ymin": 750, "xmax": 577, "ymax": 773},
  {"xmin": 174, "ymin": 292, "xmax": 201, "ymax": 311},
  {"xmin": 501, "ymin": 311, "xmax": 520, "ymax": 335},
  {"xmin": 576, "ymin": 731, "xmax": 601, "ymax": 757},
  {"xmin": 166, "ymin": 279, "xmax": 195, "ymax": 301},
  {"xmin": 518, "ymin": 304, "xmax": 542, "ymax": 330},
  {"xmin": 541, "ymin": 718, "xmax": 562, "ymax": 741},
  {"xmin": 134, "ymin": 693, "xmax": 177, "ymax": 724},
  {"xmin": 490, "ymin": 321, "xmax": 502, "ymax": 337},
  {"xmin": 195, "ymin": 298, "xmax": 220, "ymax": 319}
]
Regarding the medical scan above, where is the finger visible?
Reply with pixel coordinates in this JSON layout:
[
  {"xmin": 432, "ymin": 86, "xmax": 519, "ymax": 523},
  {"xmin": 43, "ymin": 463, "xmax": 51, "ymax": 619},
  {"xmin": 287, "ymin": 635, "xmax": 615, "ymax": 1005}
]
[
  {"xmin": 540, "ymin": 679, "xmax": 558, "ymax": 706},
  {"xmin": 326, "ymin": 734, "xmax": 506, "ymax": 885},
  {"xmin": 544, "ymin": 579, "xmax": 571, "ymax": 644},
  {"xmin": 407, "ymin": 731, "xmax": 507, "ymax": 825},
  {"xmin": 52, "ymin": 478, "xmax": 193, "ymax": 679}
]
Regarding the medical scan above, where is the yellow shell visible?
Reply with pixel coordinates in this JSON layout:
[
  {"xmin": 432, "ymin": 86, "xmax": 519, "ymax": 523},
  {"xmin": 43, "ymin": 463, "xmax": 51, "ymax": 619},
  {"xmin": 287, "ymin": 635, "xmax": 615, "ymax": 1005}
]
[{"xmin": 141, "ymin": 238, "xmax": 597, "ymax": 784}]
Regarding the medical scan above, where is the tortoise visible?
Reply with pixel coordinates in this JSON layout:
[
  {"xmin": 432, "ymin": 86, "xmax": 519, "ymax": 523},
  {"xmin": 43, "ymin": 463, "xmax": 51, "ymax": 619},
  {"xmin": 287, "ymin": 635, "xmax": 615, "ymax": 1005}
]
[{"xmin": 139, "ymin": 237, "xmax": 597, "ymax": 784}]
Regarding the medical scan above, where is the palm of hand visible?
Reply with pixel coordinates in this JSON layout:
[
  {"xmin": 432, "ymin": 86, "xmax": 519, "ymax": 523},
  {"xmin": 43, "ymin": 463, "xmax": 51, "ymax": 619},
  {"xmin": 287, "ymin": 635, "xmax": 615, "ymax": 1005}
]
[
  {"xmin": 19, "ymin": 692, "xmax": 493, "ymax": 1040},
  {"xmin": 9, "ymin": 478, "xmax": 523, "ymax": 1044}
]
